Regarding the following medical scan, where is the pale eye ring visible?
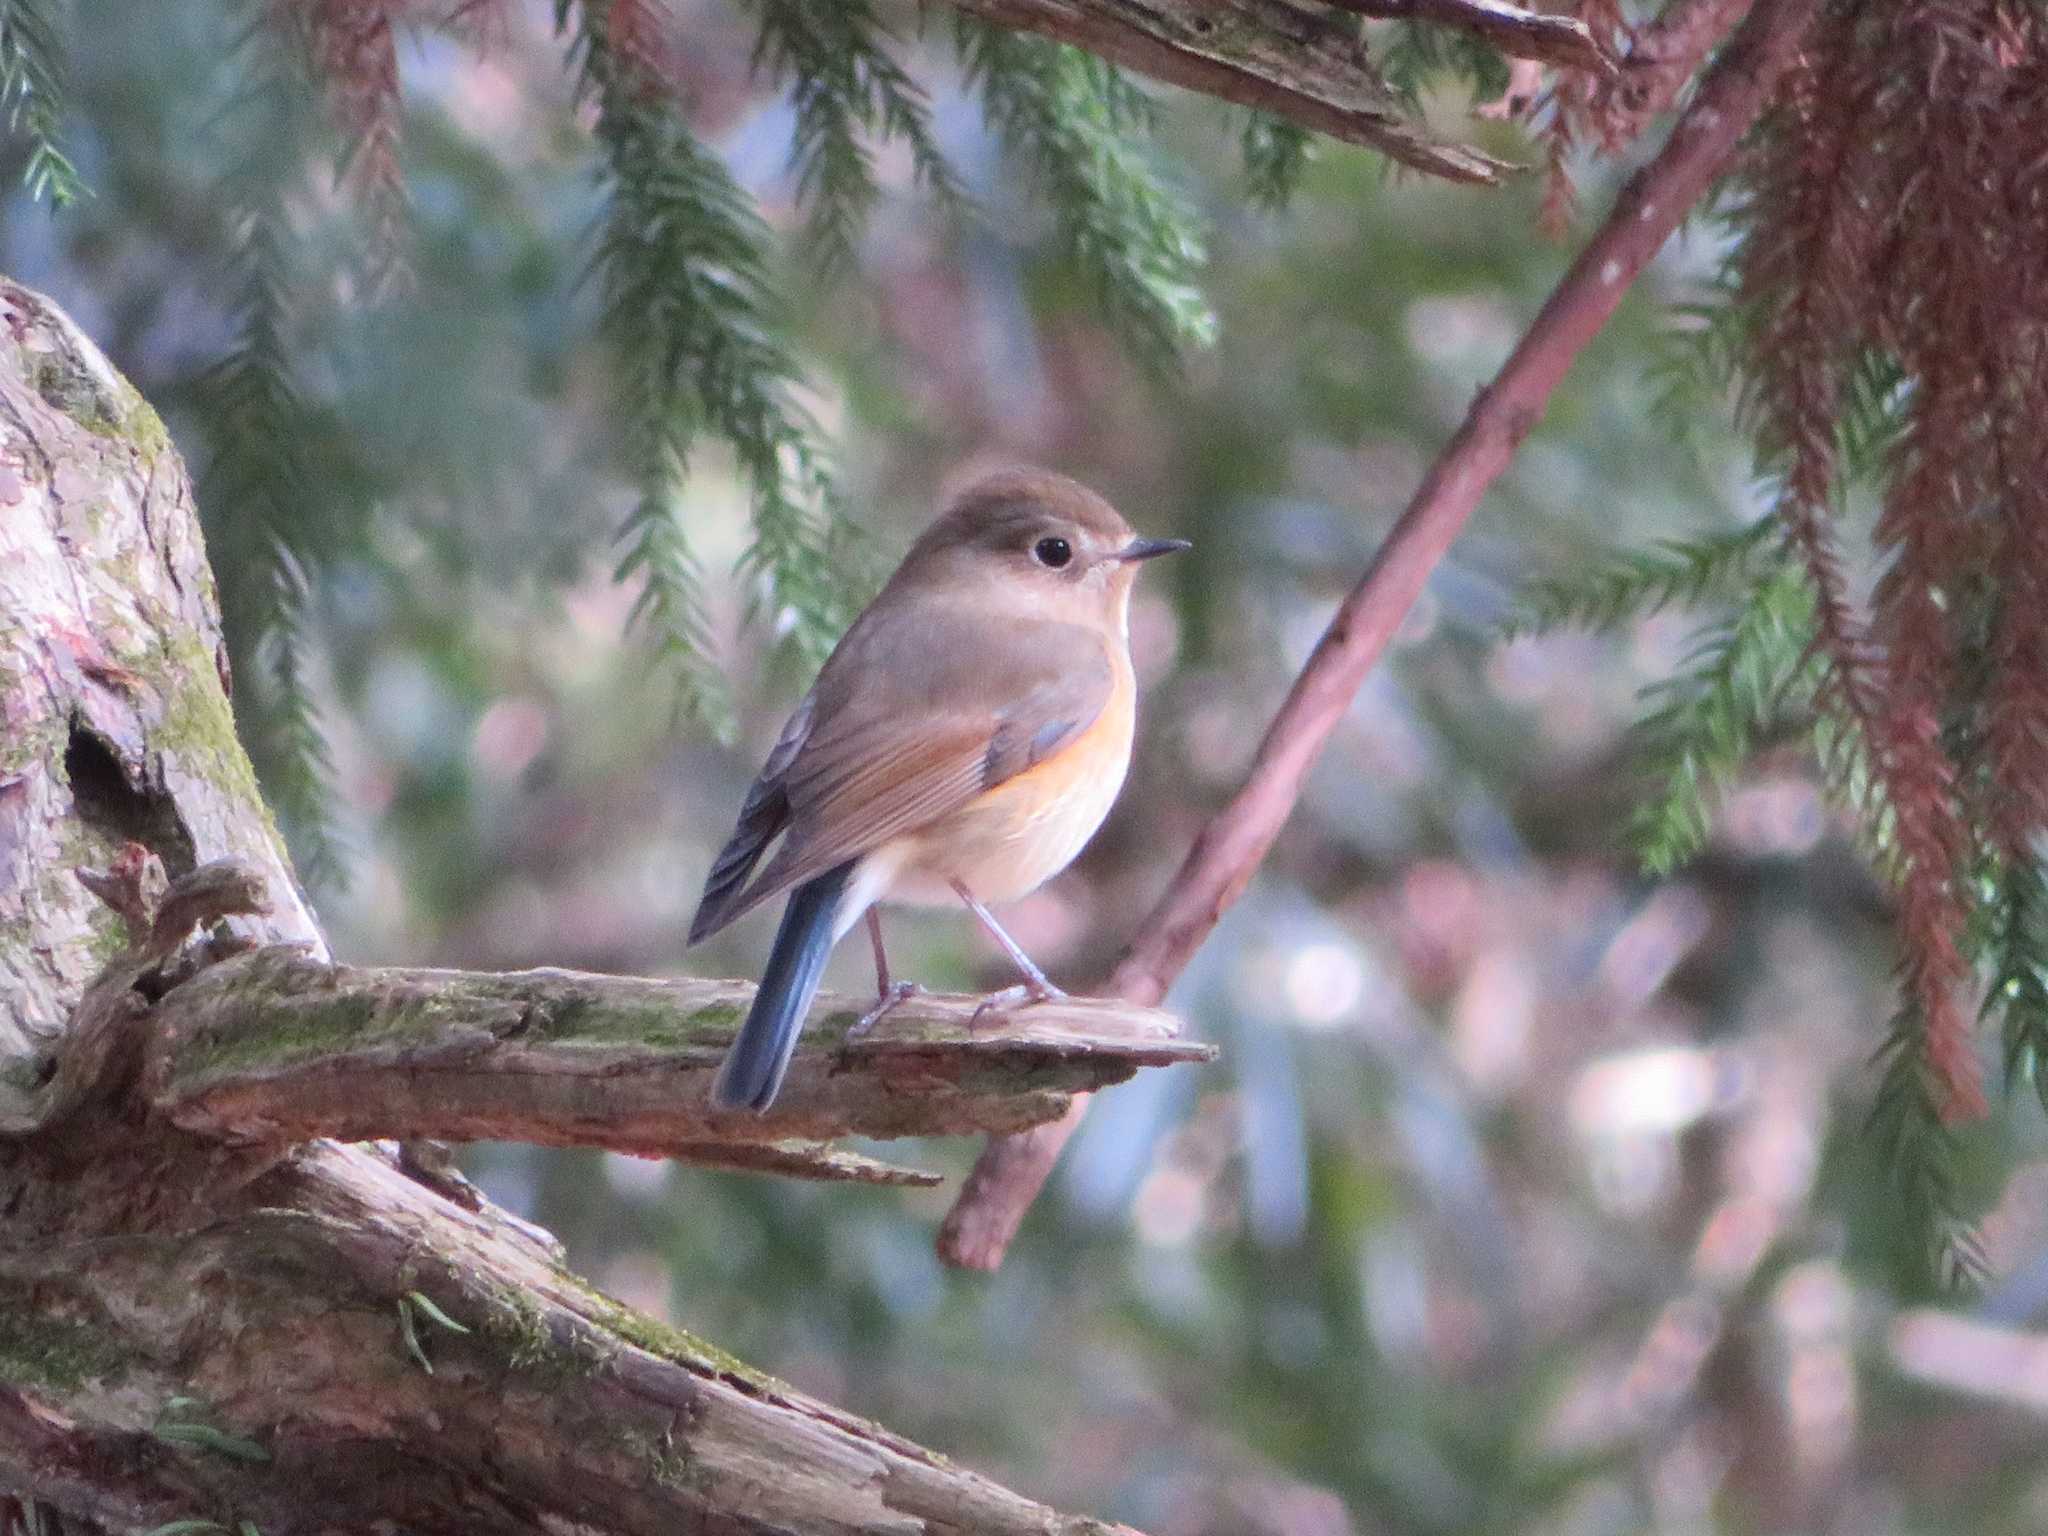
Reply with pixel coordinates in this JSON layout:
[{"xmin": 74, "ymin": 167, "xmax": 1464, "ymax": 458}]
[{"xmin": 1033, "ymin": 536, "xmax": 1073, "ymax": 569}]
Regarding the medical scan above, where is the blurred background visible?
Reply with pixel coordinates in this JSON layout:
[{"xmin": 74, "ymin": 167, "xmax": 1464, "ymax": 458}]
[{"xmin": 5, "ymin": 2, "xmax": 2044, "ymax": 1532}]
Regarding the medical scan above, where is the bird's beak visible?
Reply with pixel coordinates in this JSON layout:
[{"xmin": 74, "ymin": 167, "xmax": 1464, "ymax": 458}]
[{"xmin": 1116, "ymin": 537, "xmax": 1193, "ymax": 563}]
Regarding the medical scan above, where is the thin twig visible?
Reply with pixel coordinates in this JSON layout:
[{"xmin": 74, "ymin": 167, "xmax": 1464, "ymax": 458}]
[{"xmin": 936, "ymin": 0, "xmax": 1823, "ymax": 1271}]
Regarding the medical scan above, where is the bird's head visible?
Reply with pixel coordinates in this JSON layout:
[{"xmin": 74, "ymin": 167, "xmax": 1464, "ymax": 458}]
[{"xmin": 897, "ymin": 467, "xmax": 1190, "ymax": 629}]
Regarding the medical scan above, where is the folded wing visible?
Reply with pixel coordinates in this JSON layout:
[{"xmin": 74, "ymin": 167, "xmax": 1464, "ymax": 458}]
[{"xmin": 688, "ymin": 601, "xmax": 1111, "ymax": 940}]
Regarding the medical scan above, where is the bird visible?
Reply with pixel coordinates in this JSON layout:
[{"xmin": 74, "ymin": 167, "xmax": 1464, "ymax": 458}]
[{"xmin": 687, "ymin": 467, "xmax": 1190, "ymax": 1113}]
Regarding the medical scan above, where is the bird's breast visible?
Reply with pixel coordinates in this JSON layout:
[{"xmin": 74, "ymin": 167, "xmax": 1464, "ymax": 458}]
[{"xmin": 883, "ymin": 650, "xmax": 1136, "ymax": 907}]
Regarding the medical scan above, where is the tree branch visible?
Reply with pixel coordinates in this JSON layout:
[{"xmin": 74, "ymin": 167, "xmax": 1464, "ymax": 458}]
[
  {"xmin": 1325, "ymin": 0, "xmax": 1615, "ymax": 75},
  {"xmin": 937, "ymin": 0, "xmax": 1822, "ymax": 1270},
  {"xmin": 1604, "ymin": 0, "xmax": 1755, "ymax": 137},
  {"xmin": 940, "ymin": 0, "xmax": 1510, "ymax": 183},
  {"xmin": 0, "ymin": 1139, "xmax": 1147, "ymax": 1536},
  {"xmin": 142, "ymin": 944, "xmax": 1207, "ymax": 1167}
]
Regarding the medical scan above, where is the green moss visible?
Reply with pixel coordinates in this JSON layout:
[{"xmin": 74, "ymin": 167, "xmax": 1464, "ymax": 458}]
[
  {"xmin": 153, "ymin": 631, "xmax": 274, "ymax": 836},
  {"xmin": 32, "ymin": 352, "xmax": 122, "ymax": 437},
  {"xmin": 475, "ymin": 1281, "xmax": 614, "ymax": 1386},
  {"xmin": 178, "ymin": 964, "xmax": 755, "ymax": 1080},
  {"xmin": 0, "ymin": 707, "xmax": 62, "ymax": 779},
  {"xmin": 180, "ymin": 989, "xmax": 444, "ymax": 1077},
  {"xmin": 0, "ymin": 1302, "xmax": 128, "ymax": 1391},
  {"xmin": 115, "ymin": 382, "xmax": 173, "ymax": 460},
  {"xmin": 635, "ymin": 1429, "xmax": 707, "ymax": 1494},
  {"xmin": 524, "ymin": 991, "xmax": 741, "ymax": 1049},
  {"xmin": 84, "ymin": 907, "xmax": 133, "ymax": 966},
  {"xmin": 482, "ymin": 1285, "xmax": 553, "ymax": 1372},
  {"xmin": 563, "ymin": 1278, "xmax": 786, "ymax": 1395}
]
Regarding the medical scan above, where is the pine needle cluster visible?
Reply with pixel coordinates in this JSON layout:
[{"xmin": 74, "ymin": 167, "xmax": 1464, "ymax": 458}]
[
  {"xmin": 1519, "ymin": 0, "xmax": 2048, "ymax": 1281},
  {"xmin": 566, "ymin": 0, "xmax": 851, "ymax": 739},
  {"xmin": 200, "ymin": 0, "xmax": 346, "ymax": 888},
  {"xmin": 0, "ymin": 0, "xmax": 82, "ymax": 206},
  {"xmin": 745, "ymin": 0, "xmax": 960, "ymax": 273},
  {"xmin": 305, "ymin": 0, "xmax": 410, "ymax": 291},
  {"xmin": 1240, "ymin": 112, "xmax": 1315, "ymax": 211},
  {"xmin": 956, "ymin": 20, "xmax": 1216, "ymax": 371}
]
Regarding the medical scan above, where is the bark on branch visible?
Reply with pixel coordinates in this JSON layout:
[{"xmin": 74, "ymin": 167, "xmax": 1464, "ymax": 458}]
[
  {"xmin": 0, "ymin": 1139, "xmax": 1147, "ymax": 1536},
  {"xmin": 144, "ymin": 944, "xmax": 1205, "ymax": 1175},
  {"xmin": 940, "ymin": 0, "xmax": 1511, "ymax": 182},
  {"xmin": 0, "ymin": 277, "xmax": 1164, "ymax": 1535},
  {"xmin": 937, "ymin": 0, "xmax": 1823, "ymax": 1270}
]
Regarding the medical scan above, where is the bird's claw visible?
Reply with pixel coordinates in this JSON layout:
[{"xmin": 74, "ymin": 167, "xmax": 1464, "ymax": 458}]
[
  {"xmin": 966, "ymin": 979, "xmax": 1067, "ymax": 1031},
  {"xmin": 848, "ymin": 979, "xmax": 927, "ymax": 1040}
]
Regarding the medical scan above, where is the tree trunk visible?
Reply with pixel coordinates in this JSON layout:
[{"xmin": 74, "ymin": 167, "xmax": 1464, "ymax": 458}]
[{"xmin": 0, "ymin": 277, "xmax": 1193, "ymax": 1535}]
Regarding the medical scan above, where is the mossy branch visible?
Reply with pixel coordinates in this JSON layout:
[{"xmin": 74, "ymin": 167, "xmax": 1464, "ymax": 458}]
[
  {"xmin": 144, "ymin": 945, "xmax": 1209, "ymax": 1165},
  {"xmin": 0, "ymin": 1141, "xmax": 1158, "ymax": 1536}
]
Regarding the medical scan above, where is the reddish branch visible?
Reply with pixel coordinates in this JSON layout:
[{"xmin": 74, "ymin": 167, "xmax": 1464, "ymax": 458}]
[
  {"xmin": 938, "ymin": 0, "xmax": 1823, "ymax": 1271},
  {"xmin": 1606, "ymin": 0, "xmax": 1756, "ymax": 131}
]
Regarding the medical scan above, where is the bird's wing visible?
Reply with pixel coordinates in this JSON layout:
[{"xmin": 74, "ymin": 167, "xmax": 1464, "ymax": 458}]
[
  {"xmin": 687, "ymin": 692, "xmax": 814, "ymax": 944},
  {"xmin": 710, "ymin": 602, "xmax": 1113, "ymax": 930}
]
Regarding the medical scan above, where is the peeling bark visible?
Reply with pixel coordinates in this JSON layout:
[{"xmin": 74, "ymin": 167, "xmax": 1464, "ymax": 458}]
[{"xmin": 0, "ymin": 277, "xmax": 1183, "ymax": 1535}]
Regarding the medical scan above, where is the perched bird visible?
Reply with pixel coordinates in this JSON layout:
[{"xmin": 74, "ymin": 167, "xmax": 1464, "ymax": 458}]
[{"xmin": 688, "ymin": 468, "xmax": 1189, "ymax": 1112}]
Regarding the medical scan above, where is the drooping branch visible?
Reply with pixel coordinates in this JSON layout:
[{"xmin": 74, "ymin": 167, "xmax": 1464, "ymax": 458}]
[
  {"xmin": 938, "ymin": 0, "xmax": 1509, "ymax": 182},
  {"xmin": 937, "ymin": 0, "xmax": 1823, "ymax": 1270},
  {"xmin": 144, "ymin": 943, "xmax": 1205, "ymax": 1167}
]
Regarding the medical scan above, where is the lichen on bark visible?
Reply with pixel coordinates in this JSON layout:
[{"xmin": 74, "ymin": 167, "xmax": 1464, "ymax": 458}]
[{"xmin": 0, "ymin": 277, "xmax": 321, "ymax": 1083}]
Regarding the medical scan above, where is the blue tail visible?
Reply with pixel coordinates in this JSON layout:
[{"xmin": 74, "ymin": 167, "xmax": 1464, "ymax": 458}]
[{"xmin": 710, "ymin": 861, "xmax": 856, "ymax": 1113}]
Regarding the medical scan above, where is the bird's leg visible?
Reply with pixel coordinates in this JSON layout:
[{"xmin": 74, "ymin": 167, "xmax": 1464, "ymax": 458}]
[
  {"xmin": 848, "ymin": 908, "xmax": 922, "ymax": 1039},
  {"xmin": 868, "ymin": 907, "xmax": 892, "ymax": 994},
  {"xmin": 951, "ymin": 879, "xmax": 1067, "ymax": 1028}
]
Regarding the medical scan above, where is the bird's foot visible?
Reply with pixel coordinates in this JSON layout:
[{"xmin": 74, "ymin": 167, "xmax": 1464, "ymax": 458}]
[
  {"xmin": 848, "ymin": 979, "xmax": 927, "ymax": 1040},
  {"xmin": 966, "ymin": 978, "xmax": 1068, "ymax": 1031}
]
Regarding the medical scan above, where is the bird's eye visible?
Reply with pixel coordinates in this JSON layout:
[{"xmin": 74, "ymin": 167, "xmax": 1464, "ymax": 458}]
[{"xmin": 1033, "ymin": 536, "xmax": 1073, "ymax": 569}]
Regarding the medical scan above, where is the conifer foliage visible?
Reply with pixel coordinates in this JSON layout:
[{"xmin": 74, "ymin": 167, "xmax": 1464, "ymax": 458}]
[
  {"xmin": 1515, "ymin": 0, "xmax": 2048, "ymax": 1280},
  {"xmin": 0, "ymin": 0, "xmax": 82, "ymax": 206}
]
